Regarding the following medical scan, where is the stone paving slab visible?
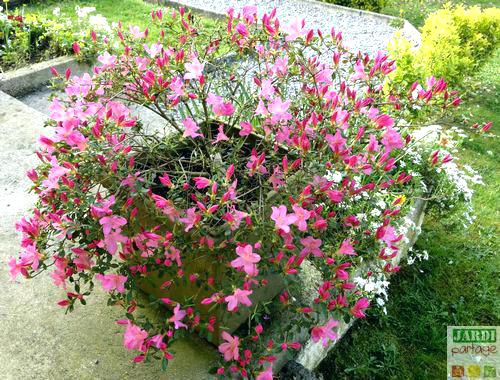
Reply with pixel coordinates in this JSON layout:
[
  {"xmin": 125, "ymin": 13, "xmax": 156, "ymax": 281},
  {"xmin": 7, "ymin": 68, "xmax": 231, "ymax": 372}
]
[{"xmin": 0, "ymin": 90, "xmax": 217, "ymax": 379}]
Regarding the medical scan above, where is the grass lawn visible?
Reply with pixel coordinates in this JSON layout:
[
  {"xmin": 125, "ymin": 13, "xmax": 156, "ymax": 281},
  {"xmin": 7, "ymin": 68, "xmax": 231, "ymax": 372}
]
[{"xmin": 318, "ymin": 33, "xmax": 500, "ymax": 380}]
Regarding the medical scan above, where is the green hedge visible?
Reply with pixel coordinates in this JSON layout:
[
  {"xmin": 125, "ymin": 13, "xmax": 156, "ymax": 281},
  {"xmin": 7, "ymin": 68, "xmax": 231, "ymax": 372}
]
[{"xmin": 389, "ymin": 4, "xmax": 500, "ymax": 87}]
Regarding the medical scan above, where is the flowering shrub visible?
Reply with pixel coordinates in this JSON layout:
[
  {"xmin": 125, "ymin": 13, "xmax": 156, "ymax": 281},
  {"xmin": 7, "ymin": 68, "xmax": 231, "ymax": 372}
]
[
  {"xmin": 388, "ymin": 4, "xmax": 500, "ymax": 87},
  {"xmin": 9, "ymin": 5, "xmax": 483, "ymax": 378},
  {"xmin": 0, "ymin": 5, "xmax": 107, "ymax": 71}
]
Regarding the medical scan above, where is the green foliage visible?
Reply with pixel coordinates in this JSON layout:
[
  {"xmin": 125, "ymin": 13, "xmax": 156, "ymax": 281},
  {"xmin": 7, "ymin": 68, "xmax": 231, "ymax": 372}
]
[
  {"xmin": 388, "ymin": 4, "xmax": 500, "ymax": 87},
  {"xmin": 0, "ymin": 13, "xmax": 70, "ymax": 70},
  {"xmin": 322, "ymin": 0, "xmax": 386, "ymax": 12}
]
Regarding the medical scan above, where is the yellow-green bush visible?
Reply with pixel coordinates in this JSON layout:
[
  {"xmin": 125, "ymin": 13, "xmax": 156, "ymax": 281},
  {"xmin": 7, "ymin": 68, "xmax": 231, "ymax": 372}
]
[{"xmin": 389, "ymin": 4, "xmax": 500, "ymax": 87}]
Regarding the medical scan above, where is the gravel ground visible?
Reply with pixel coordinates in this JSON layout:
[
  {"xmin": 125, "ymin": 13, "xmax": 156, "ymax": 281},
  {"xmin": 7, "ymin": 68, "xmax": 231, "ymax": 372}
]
[{"xmin": 164, "ymin": 0, "xmax": 419, "ymax": 56}]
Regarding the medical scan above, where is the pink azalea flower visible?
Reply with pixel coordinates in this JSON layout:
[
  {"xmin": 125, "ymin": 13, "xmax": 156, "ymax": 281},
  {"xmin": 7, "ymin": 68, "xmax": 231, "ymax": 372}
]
[
  {"xmin": 373, "ymin": 114, "xmax": 394, "ymax": 128},
  {"xmin": 311, "ymin": 319, "xmax": 339, "ymax": 347},
  {"xmin": 315, "ymin": 67, "xmax": 334, "ymax": 85},
  {"xmin": 300, "ymin": 236, "xmax": 323, "ymax": 257},
  {"xmin": 51, "ymin": 257, "xmax": 69, "ymax": 288},
  {"xmin": 169, "ymin": 77, "xmax": 184, "ymax": 100},
  {"xmin": 268, "ymin": 97, "xmax": 292, "ymax": 124},
  {"xmin": 259, "ymin": 78, "xmax": 275, "ymax": 100},
  {"xmin": 184, "ymin": 57, "xmax": 204, "ymax": 80},
  {"xmin": 100, "ymin": 230, "xmax": 128, "ymax": 255},
  {"xmin": 129, "ymin": 25, "xmax": 146, "ymax": 39},
  {"xmin": 282, "ymin": 18, "xmax": 307, "ymax": 41},
  {"xmin": 18, "ymin": 243, "xmax": 42, "ymax": 271},
  {"xmin": 350, "ymin": 60, "xmax": 368, "ymax": 81},
  {"xmin": 159, "ymin": 173, "xmax": 173, "ymax": 187},
  {"xmin": 226, "ymin": 288, "xmax": 253, "ymax": 311},
  {"xmin": 149, "ymin": 334, "xmax": 166, "ymax": 349},
  {"xmin": 179, "ymin": 207, "xmax": 201, "ymax": 232},
  {"xmin": 338, "ymin": 238, "xmax": 356, "ymax": 255},
  {"xmin": 95, "ymin": 273, "xmax": 127, "ymax": 293},
  {"xmin": 151, "ymin": 194, "xmax": 179, "ymax": 221},
  {"xmin": 350, "ymin": 297, "xmax": 370, "ymax": 318},
  {"xmin": 97, "ymin": 51, "xmax": 117, "ymax": 69},
  {"xmin": 255, "ymin": 99, "xmax": 269, "ymax": 116},
  {"xmin": 242, "ymin": 5, "xmax": 257, "ymax": 24},
  {"xmin": 366, "ymin": 134, "xmax": 380, "ymax": 152},
  {"xmin": 273, "ymin": 56, "xmax": 288, "ymax": 76},
  {"xmin": 41, "ymin": 158, "xmax": 70, "ymax": 190},
  {"xmin": 231, "ymin": 244, "xmax": 261, "ymax": 276},
  {"xmin": 235, "ymin": 22, "xmax": 249, "ymax": 38},
  {"xmin": 325, "ymin": 129, "xmax": 346, "ymax": 154},
  {"xmin": 182, "ymin": 117, "xmax": 203, "ymax": 139},
  {"xmin": 193, "ymin": 177, "xmax": 211, "ymax": 189},
  {"xmin": 292, "ymin": 205, "xmax": 311, "ymax": 231},
  {"xmin": 124, "ymin": 322, "xmax": 148, "ymax": 350},
  {"xmin": 169, "ymin": 304, "xmax": 187, "ymax": 329},
  {"xmin": 72, "ymin": 248, "xmax": 94, "ymax": 271},
  {"xmin": 256, "ymin": 365, "xmax": 274, "ymax": 380},
  {"xmin": 218, "ymin": 331, "xmax": 239, "ymax": 361},
  {"xmin": 99, "ymin": 215, "xmax": 127, "ymax": 235},
  {"xmin": 270, "ymin": 205, "xmax": 297, "ymax": 233},
  {"xmin": 214, "ymin": 125, "xmax": 229, "ymax": 143},
  {"xmin": 206, "ymin": 93, "xmax": 235, "ymax": 116},
  {"xmin": 377, "ymin": 225, "xmax": 399, "ymax": 245},
  {"xmin": 222, "ymin": 208, "xmax": 248, "ymax": 231},
  {"xmin": 381, "ymin": 127, "xmax": 404, "ymax": 152},
  {"xmin": 65, "ymin": 73, "xmax": 93, "ymax": 98},
  {"xmin": 54, "ymin": 120, "xmax": 88, "ymax": 151},
  {"xmin": 91, "ymin": 195, "xmax": 115, "ymax": 217},
  {"xmin": 239, "ymin": 121, "xmax": 253, "ymax": 136},
  {"xmin": 8, "ymin": 257, "xmax": 26, "ymax": 280}
]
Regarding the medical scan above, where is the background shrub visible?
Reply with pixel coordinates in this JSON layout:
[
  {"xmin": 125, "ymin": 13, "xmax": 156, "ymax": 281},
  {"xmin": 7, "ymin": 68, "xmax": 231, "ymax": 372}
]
[
  {"xmin": 389, "ymin": 4, "xmax": 500, "ymax": 87},
  {"xmin": 323, "ymin": 0, "xmax": 386, "ymax": 12}
]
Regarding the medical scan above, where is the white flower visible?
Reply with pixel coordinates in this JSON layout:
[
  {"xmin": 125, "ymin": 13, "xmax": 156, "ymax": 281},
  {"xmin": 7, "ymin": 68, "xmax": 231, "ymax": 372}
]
[
  {"xmin": 76, "ymin": 6, "xmax": 96, "ymax": 19},
  {"xmin": 52, "ymin": 7, "xmax": 61, "ymax": 16},
  {"xmin": 88, "ymin": 14, "xmax": 110, "ymax": 32},
  {"xmin": 325, "ymin": 170, "xmax": 342, "ymax": 183}
]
